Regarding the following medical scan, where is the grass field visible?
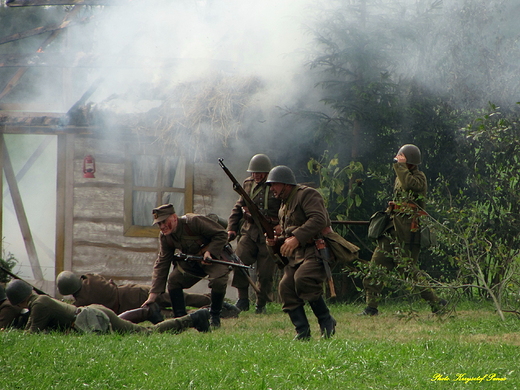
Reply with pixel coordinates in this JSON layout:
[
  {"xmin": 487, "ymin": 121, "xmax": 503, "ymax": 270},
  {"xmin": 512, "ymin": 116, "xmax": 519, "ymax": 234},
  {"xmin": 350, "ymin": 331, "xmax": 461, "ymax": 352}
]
[{"xmin": 1, "ymin": 301, "xmax": 519, "ymax": 390}]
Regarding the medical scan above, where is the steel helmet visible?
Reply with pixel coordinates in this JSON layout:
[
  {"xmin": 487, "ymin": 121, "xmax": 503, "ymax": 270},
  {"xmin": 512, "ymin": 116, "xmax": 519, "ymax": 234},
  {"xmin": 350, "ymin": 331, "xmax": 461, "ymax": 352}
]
[
  {"xmin": 0, "ymin": 284, "xmax": 6, "ymax": 302},
  {"xmin": 397, "ymin": 144, "xmax": 421, "ymax": 165},
  {"xmin": 6, "ymin": 279, "xmax": 33, "ymax": 305},
  {"xmin": 247, "ymin": 154, "xmax": 272, "ymax": 173},
  {"xmin": 57, "ymin": 271, "xmax": 82, "ymax": 295},
  {"xmin": 266, "ymin": 165, "xmax": 297, "ymax": 185}
]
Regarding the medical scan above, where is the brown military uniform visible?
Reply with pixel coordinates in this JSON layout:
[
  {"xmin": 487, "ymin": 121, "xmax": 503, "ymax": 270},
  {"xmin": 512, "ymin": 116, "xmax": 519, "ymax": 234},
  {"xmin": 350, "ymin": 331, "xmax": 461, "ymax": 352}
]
[
  {"xmin": 227, "ymin": 176, "xmax": 281, "ymax": 307},
  {"xmin": 72, "ymin": 274, "xmax": 210, "ymax": 314},
  {"xmin": 363, "ymin": 162, "xmax": 441, "ymax": 310},
  {"xmin": 150, "ymin": 213, "xmax": 230, "ymax": 295},
  {"xmin": 0, "ymin": 299, "xmax": 23, "ymax": 329},
  {"xmin": 278, "ymin": 185, "xmax": 331, "ymax": 311}
]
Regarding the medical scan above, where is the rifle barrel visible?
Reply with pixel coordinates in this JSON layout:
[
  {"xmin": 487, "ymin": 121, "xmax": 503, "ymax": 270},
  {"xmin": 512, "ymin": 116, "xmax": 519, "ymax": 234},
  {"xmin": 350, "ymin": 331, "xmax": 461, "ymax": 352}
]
[{"xmin": 331, "ymin": 220, "xmax": 370, "ymax": 225}]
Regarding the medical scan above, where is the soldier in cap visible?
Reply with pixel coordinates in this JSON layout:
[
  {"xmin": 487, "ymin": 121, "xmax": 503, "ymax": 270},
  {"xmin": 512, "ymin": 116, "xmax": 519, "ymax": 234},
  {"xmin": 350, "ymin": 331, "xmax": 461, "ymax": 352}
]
[
  {"xmin": 226, "ymin": 154, "xmax": 281, "ymax": 313},
  {"xmin": 360, "ymin": 144, "xmax": 446, "ymax": 316},
  {"xmin": 56, "ymin": 271, "xmax": 239, "ymax": 324},
  {"xmin": 265, "ymin": 165, "xmax": 336, "ymax": 340},
  {"xmin": 5, "ymin": 279, "xmax": 210, "ymax": 334},
  {"xmin": 142, "ymin": 204, "xmax": 230, "ymax": 328},
  {"xmin": 0, "ymin": 284, "xmax": 24, "ymax": 329}
]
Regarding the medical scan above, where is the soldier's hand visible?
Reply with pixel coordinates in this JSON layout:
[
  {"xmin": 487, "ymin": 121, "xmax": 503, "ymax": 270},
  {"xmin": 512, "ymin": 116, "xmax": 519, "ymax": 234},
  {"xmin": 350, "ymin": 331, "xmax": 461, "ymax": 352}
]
[
  {"xmin": 273, "ymin": 224, "xmax": 282, "ymax": 236},
  {"xmin": 280, "ymin": 236, "xmax": 299, "ymax": 257},
  {"xmin": 202, "ymin": 251, "xmax": 213, "ymax": 265},
  {"xmin": 394, "ymin": 153, "xmax": 407, "ymax": 163},
  {"xmin": 142, "ymin": 293, "xmax": 158, "ymax": 307},
  {"xmin": 228, "ymin": 231, "xmax": 237, "ymax": 241}
]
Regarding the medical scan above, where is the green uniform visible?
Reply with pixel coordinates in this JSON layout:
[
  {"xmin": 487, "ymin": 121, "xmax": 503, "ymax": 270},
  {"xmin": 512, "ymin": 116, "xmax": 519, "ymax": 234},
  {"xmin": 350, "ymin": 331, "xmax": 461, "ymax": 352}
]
[
  {"xmin": 278, "ymin": 185, "xmax": 331, "ymax": 311},
  {"xmin": 22, "ymin": 294, "xmax": 197, "ymax": 334},
  {"xmin": 0, "ymin": 299, "xmax": 23, "ymax": 329},
  {"xmin": 227, "ymin": 176, "xmax": 281, "ymax": 307},
  {"xmin": 363, "ymin": 162, "xmax": 441, "ymax": 310}
]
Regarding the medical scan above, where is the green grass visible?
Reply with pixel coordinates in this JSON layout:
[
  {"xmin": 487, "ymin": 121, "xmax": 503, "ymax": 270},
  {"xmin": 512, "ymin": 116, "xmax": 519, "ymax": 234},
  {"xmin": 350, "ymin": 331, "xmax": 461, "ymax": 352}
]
[{"xmin": 1, "ymin": 302, "xmax": 519, "ymax": 390}]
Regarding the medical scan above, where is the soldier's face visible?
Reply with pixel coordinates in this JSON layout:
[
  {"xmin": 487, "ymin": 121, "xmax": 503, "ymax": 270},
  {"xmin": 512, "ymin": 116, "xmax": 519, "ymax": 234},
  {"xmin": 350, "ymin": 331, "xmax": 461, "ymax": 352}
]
[
  {"xmin": 270, "ymin": 182, "xmax": 285, "ymax": 199},
  {"xmin": 252, "ymin": 172, "xmax": 268, "ymax": 183},
  {"xmin": 157, "ymin": 214, "xmax": 178, "ymax": 235}
]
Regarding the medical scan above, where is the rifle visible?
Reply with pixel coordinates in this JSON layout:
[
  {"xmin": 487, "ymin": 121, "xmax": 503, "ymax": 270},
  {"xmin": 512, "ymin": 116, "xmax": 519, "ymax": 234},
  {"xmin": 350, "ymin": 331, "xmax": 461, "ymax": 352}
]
[
  {"xmin": 331, "ymin": 220, "xmax": 370, "ymax": 226},
  {"xmin": 0, "ymin": 265, "xmax": 48, "ymax": 296},
  {"xmin": 218, "ymin": 158, "xmax": 288, "ymax": 268},
  {"xmin": 314, "ymin": 239, "xmax": 336, "ymax": 298},
  {"xmin": 173, "ymin": 252, "xmax": 252, "ymax": 270}
]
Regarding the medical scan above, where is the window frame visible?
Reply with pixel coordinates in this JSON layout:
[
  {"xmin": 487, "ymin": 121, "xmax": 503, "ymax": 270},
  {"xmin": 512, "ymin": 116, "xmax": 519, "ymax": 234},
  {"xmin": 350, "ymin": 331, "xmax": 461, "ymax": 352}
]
[{"xmin": 123, "ymin": 148, "xmax": 193, "ymax": 237}]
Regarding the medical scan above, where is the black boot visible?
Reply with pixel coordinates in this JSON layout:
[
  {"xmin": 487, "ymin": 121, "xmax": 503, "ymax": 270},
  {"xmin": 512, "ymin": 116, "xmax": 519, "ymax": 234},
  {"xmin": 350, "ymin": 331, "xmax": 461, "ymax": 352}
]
[
  {"xmin": 189, "ymin": 308, "xmax": 211, "ymax": 333},
  {"xmin": 287, "ymin": 306, "xmax": 311, "ymax": 341},
  {"xmin": 309, "ymin": 297, "xmax": 336, "ymax": 339},
  {"xmin": 210, "ymin": 291, "xmax": 226, "ymax": 329},
  {"xmin": 222, "ymin": 302, "xmax": 241, "ymax": 318},
  {"xmin": 168, "ymin": 288, "xmax": 187, "ymax": 318},
  {"xmin": 118, "ymin": 302, "xmax": 164, "ymax": 324}
]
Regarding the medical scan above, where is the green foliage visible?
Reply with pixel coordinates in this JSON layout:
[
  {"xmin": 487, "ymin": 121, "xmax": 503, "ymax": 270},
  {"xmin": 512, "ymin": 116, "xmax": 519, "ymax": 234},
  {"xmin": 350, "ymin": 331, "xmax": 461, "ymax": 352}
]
[
  {"xmin": 307, "ymin": 151, "xmax": 364, "ymax": 220},
  {"xmin": 0, "ymin": 252, "xmax": 17, "ymax": 284},
  {"xmin": 429, "ymin": 104, "xmax": 520, "ymax": 319}
]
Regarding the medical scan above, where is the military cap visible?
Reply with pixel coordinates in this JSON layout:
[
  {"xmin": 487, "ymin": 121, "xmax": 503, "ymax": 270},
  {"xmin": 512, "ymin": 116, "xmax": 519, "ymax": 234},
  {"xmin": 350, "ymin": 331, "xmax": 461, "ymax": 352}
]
[{"xmin": 152, "ymin": 204, "xmax": 176, "ymax": 225}]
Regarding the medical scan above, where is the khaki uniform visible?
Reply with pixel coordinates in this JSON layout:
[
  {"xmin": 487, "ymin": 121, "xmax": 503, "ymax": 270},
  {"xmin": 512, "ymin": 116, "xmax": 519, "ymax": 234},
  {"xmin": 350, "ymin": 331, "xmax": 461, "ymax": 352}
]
[
  {"xmin": 278, "ymin": 185, "xmax": 331, "ymax": 311},
  {"xmin": 72, "ymin": 274, "xmax": 210, "ymax": 314},
  {"xmin": 23, "ymin": 294, "xmax": 196, "ymax": 334},
  {"xmin": 363, "ymin": 162, "xmax": 441, "ymax": 309},
  {"xmin": 0, "ymin": 299, "xmax": 23, "ymax": 329},
  {"xmin": 150, "ymin": 214, "xmax": 230, "ymax": 295},
  {"xmin": 227, "ymin": 176, "xmax": 281, "ymax": 307}
]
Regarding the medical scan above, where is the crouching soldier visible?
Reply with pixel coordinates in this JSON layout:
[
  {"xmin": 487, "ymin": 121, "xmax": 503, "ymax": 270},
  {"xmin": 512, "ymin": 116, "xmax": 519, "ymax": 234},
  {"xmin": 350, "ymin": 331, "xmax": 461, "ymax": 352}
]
[{"xmin": 6, "ymin": 279, "xmax": 210, "ymax": 334}]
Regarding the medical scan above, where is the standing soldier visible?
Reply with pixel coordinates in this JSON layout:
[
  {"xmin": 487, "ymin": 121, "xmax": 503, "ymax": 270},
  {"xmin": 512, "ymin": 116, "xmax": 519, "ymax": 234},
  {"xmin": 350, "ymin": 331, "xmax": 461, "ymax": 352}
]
[
  {"xmin": 227, "ymin": 154, "xmax": 281, "ymax": 313},
  {"xmin": 360, "ymin": 144, "xmax": 446, "ymax": 316},
  {"xmin": 266, "ymin": 165, "xmax": 336, "ymax": 340},
  {"xmin": 142, "ymin": 204, "xmax": 230, "ymax": 328}
]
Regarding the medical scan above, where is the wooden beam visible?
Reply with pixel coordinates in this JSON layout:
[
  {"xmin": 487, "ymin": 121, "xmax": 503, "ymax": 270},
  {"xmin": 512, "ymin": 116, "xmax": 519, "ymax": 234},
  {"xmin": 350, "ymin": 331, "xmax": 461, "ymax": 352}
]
[
  {"xmin": 0, "ymin": 6, "xmax": 82, "ymax": 101},
  {"xmin": 0, "ymin": 16, "xmax": 93, "ymax": 46},
  {"xmin": 1, "ymin": 134, "xmax": 44, "ymax": 281},
  {"xmin": 6, "ymin": 0, "xmax": 128, "ymax": 6}
]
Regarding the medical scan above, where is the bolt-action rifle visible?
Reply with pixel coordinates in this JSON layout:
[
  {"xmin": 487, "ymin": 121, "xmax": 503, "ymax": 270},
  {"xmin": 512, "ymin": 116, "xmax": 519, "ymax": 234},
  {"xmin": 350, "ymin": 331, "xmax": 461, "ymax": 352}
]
[
  {"xmin": 173, "ymin": 252, "xmax": 252, "ymax": 270},
  {"xmin": 218, "ymin": 158, "xmax": 288, "ymax": 268},
  {"xmin": 0, "ymin": 265, "xmax": 48, "ymax": 296}
]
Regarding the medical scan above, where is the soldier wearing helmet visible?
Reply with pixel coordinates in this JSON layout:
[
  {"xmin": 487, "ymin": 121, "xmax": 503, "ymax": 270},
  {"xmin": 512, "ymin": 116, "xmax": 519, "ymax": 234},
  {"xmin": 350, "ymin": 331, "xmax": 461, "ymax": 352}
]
[
  {"xmin": 5, "ymin": 279, "xmax": 211, "ymax": 334},
  {"xmin": 57, "ymin": 271, "xmax": 239, "ymax": 324},
  {"xmin": 0, "ymin": 284, "xmax": 24, "ymax": 329},
  {"xmin": 265, "ymin": 165, "xmax": 336, "ymax": 340},
  {"xmin": 360, "ymin": 144, "xmax": 446, "ymax": 316},
  {"xmin": 226, "ymin": 154, "xmax": 281, "ymax": 313}
]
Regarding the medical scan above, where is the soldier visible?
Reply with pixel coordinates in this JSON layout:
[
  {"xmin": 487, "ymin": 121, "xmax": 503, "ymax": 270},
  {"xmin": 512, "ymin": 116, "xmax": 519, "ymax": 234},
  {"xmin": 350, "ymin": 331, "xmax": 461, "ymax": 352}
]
[
  {"xmin": 5, "ymin": 279, "xmax": 210, "ymax": 334},
  {"xmin": 56, "ymin": 271, "xmax": 239, "ymax": 324},
  {"xmin": 227, "ymin": 154, "xmax": 281, "ymax": 313},
  {"xmin": 142, "ymin": 204, "xmax": 230, "ymax": 328},
  {"xmin": 360, "ymin": 144, "xmax": 446, "ymax": 316},
  {"xmin": 265, "ymin": 165, "xmax": 336, "ymax": 340},
  {"xmin": 0, "ymin": 284, "xmax": 24, "ymax": 329}
]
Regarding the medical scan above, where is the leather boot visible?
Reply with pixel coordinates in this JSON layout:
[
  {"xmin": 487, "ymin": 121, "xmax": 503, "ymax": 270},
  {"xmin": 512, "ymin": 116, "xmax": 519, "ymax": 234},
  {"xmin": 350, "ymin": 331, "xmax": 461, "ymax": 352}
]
[
  {"xmin": 210, "ymin": 291, "xmax": 226, "ymax": 329},
  {"xmin": 222, "ymin": 302, "xmax": 241, "ymax": 318},
  {"xmin": 287, "ymin": 306, "xmax": 311, "ymax": 341},
  {"xmin": 168, "ymin": 288, "xmax": 187, "ymax": 318},
  {"xmin": 309, "ymin": 296, "xmax": 336, "ymax": 338},
  {"xmin": 189, "ymin": 308, "xmax": 211, "ymax": 332}
]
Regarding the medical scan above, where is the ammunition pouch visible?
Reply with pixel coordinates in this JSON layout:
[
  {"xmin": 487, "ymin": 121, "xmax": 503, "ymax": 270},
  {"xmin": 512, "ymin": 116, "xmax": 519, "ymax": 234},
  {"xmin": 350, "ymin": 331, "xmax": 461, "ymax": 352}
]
[{"xmin": 368, "ymin": 210, "xmax": 390, "ymax": 240}]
